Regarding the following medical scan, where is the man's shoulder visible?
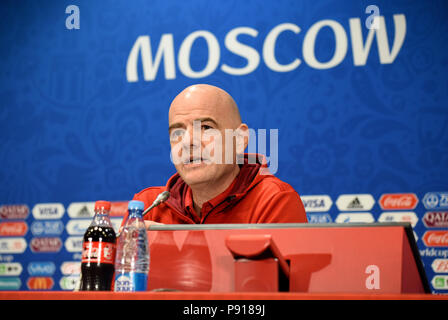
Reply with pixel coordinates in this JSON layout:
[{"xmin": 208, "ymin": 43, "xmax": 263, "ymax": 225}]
[
  {"xmin": 133, "ymin": 186, "xmax": 166, "ymax": 201},
  {"xmin": 252, "ymin": 174, "xmax": 298, "ymax": 196}
]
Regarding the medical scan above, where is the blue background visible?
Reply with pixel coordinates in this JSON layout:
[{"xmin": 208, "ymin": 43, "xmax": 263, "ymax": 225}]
[{"xmin": 0, "ymin": 0, "xmax": 447, "ymax": 293}]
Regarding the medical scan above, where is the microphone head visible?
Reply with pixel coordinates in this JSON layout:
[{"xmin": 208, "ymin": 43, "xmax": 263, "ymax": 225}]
[{"xmin": 157, "ymin": 191, "xmax": 170, "ymax": 203}]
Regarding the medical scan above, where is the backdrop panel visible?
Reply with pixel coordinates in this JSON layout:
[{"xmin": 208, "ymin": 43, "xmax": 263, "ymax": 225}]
[{"xmin": 0, "ymin": 0, "xmax": 447, "ymax": 293}]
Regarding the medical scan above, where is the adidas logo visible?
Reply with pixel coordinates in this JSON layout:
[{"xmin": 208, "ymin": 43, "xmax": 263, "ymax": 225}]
[
  {"xmin": 336, "ymin": 194, "xmax": 375, "ymax": 211},
  {"xmin": 77, "ymin": 206, "xmax": 91, "ymax": 217},
  {"xmin": 347, "ymin": 197, "xmax": 364, "ymax": 209}
]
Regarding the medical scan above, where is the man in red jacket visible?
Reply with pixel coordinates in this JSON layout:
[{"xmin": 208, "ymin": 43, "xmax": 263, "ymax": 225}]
[{"xmin": 133, "ymin": 84, "xmax": 307, "ymax": 226}]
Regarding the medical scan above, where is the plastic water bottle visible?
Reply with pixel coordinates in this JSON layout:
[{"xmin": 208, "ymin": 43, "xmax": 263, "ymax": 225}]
[{"xmin": 114, "ymin": 200, "xmax": 149, "ymax": 292}]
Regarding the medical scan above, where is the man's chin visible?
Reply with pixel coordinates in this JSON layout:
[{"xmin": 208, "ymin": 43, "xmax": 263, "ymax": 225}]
[{"xmin": 178, "ymin": 167, "xmax": 213, "ymax": 186}]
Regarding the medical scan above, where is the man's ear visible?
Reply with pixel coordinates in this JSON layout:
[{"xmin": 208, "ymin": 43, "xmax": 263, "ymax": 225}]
[{"xmin": 235, "ymin": 123, "xmax": 249, "ymax": 154}]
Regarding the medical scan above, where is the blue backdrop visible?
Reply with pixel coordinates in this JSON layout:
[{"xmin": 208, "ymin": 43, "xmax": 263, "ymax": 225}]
[{"xmin": 0, "ymin": 0, "xmax": 447, "ymax": 293}]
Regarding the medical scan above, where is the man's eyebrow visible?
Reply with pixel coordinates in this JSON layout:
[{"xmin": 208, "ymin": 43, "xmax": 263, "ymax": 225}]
[
  {"xmin": 168, "ymin": 122, "xmax": 183, "ymax": 132},
  {"xmin": 168, "ymin": 117, "xmax": 219, "ymax": 132},
  {"xmin": 195, "ymin": 117, "xmax": 218, "ymax": 126}
]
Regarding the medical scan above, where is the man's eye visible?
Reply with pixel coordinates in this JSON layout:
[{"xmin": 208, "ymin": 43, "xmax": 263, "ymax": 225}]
[
  {"xmin": 171, "ymin": 129, "xmax": 185, "ymax": 139},
  {"xmin": 202, "ymin": 125, "xmax": 213, "ymax": 130}
]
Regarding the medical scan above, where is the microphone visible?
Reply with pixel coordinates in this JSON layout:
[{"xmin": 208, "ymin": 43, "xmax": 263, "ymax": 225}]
[
  {"xmin": 116, "ymin": 191, "xmax": 170, "ymax": 237},
  {"xmin": 142, "ymin": 191, "xmax": 170, "ymax": 218}
]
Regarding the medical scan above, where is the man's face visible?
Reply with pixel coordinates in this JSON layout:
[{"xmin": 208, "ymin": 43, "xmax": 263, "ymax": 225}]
[{"xmin": 168, "ymin": 86, "xmax": 244, "ymax": 187}]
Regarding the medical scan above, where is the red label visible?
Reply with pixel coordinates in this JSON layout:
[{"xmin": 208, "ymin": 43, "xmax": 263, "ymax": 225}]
[
  {"xmin": 423, "ymin": 231, "xmax": 448, "ymax": 247},
  {"xmin": 30, "ymin": 237, "xmax": 62, "ymax": 253},
  {"xmin": 379, "ymin": 193, "xmax": 418, "ymax": 210},
  {"xmin": 27, "ymin": 277, "xmax": 54, "ymax": 290},
  {"xmin": 110, "ymin": 201, "xmax": 128, "ymax": 217},
  {"xmin": 0, "ymin": 205, "xmax": 29, "ymax": 219},
  {"xmin": 82, "ymin": 241, "xmax": 116, "ymax": 264},
  {"xmin": 0, "ymin": 222, "xmax": 28, "ymax": 236},
  {"xmin": 423, "ymin": 212, "xmax": 448, "ymax": 228}
]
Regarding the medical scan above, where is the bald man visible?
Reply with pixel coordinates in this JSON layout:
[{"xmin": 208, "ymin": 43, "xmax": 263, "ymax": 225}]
[{"xmin": 132, "ymin": 84, "xmax": 307, "ymax": 225}]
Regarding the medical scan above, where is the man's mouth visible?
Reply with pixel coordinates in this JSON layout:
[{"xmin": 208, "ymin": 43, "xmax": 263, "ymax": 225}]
[{"xmin": 183, "ymin": 156, "xmax": 211, "ymax": 165}]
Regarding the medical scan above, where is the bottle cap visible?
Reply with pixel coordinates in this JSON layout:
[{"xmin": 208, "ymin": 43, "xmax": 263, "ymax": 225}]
[
  {"xmin": 94, "ymin": 200, "xmax": 111, "ymax": 211},
  {"xmin": 128, "ymin": 200, "xmax": 144, "ymax": 211}
]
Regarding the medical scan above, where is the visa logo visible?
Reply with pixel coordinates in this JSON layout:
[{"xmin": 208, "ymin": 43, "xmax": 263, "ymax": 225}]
[
  {"xmin": 301, "ymin": 195, "xmax": 333, "ymax": 212},
  {"xmin": 32, "ymin": 203, "xmax": 65, "ymax": 220}
]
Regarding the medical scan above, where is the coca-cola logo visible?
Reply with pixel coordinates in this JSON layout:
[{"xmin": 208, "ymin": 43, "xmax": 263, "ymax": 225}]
[
  {"xmin": 0, "ymin": 205, "xmax": 29, "ymax": 219},
  {"xmin": 423, "ymin": 231, "xmax": 448, "ymax": 247},
  {"xmin": 0, "ymin": 222, "xmax": 28, "ymax": 236},
  {"xmin": 379, "ymin": 193, "xmax": 418, "ymax": 210},
  {"xmin": 423, "ymin": 212, "xmax": 448, "ymax": 228},
  {"xmin": 30, "ymin": 237, "xmax": 62, "ymax": 253}
]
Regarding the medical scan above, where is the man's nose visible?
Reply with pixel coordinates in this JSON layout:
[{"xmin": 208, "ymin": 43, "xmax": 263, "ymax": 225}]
[{"xmin": 182, "ymin": 124, "xmax": 201, "ymax": 151}]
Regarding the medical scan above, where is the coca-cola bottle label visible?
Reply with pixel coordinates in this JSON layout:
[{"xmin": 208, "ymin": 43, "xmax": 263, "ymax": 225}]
[{"xmin": 82, "ymin": 241, "xmax": 116, "ymax": 264}]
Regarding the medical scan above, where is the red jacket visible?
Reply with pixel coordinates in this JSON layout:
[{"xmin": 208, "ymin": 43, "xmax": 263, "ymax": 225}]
[{"xmin": 132, "ymin": 154, "xmax": 307, "ymax": 224}]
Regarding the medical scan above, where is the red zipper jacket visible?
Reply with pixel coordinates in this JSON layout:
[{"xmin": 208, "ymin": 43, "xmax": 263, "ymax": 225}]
[{"xmin": 131, "ymin": 154, "xmax": 307, "ymax": 224}]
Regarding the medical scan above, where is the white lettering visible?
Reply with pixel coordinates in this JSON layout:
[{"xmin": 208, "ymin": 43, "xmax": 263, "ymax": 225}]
[
  {"xmin": 65, "ymin": 5, "xmax": 80, "ymax": 30},
  {"xmin": 303, "ymin": 19, "xmax": 348, "ymax": 69},
  {"xmin": 221, "ymin": 27, "xmax": 260, "ymax": 75},
  {"xmin": 263, "ymin": 23, "xmax": 301, "ymax": 72},
  {"xmin": 126, "ymin": 35, "xmax": 176, "ymax": 82},
  {"xmin": 365, "ymin": 265, "xmax": 380, "ymax": 289},
  {"xmin": 126, "ymin": 15, "xmax": 407, "ymax": 82},
  {"xmin": 350, "ymin": 14, "xmax": 406, "ymax": 66},
  {"xmin": 178, "ymin": 31, "xmax": 220, "ymax": 78}
]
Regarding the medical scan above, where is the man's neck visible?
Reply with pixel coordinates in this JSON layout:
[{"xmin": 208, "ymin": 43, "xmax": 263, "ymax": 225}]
[{"xmin": 191, "ymin": 165, "xmax": 240, "ymax": 218}]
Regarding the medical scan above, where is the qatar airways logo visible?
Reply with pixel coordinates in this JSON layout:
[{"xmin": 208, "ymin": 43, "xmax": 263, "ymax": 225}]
[{"xmin": 127, "ymin": 15, "xmax": 406, "ymax": 82}]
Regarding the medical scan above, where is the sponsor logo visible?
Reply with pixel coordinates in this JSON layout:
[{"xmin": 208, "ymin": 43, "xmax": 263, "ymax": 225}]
[
  {"xmin": 32, "ymin": 203, "xmax": 65, "ymax": 220},
  {"xmin": 422, "ymin": 192, "xmax": 448, "ymax": 210},
  {"xmin": 423, "ymin": 231, "xmax": 448, "ymax": 247},
  {"xmin": 379, "ymin": 193, "xmax": 418, "ymax": 210},
  {"xmin": 423, "ymin": 212, "xmax": 448, "ymax": 228},
  {"xmin": 336, "ymin": 194, "xmax": 375, "ymax": 211},
  {"xmin": 30, "ymin": 237, "xmax": 62, "ymax": 253},
  {"xmin": 60, "ymin": 262, "xmax": 81, "ymax": 275},
  {"xmin": 110, "ymin": 201, "xmax": 129, "ymax": 217},
  {"xmin": 27, "ymin": 262, "xmax": 56, "ymax": 276},
  {"xmin": 82, "ymin": 242, "xmax": 116, "ymax": 264},
  {"xmin": 377, "ymin": 212, "xmax": 418, "ymax": 227},
  {"xmin": 431, "ymin": 275, "xmax": 448, "ymax": 290},
  {"xmin": 60, "ymin": 276, "xmax": 80, "ymax": 291},
  {"xmin": 432, "ymin": 259, "xmax": 448, "ymax": 273},
  {"xmin": 0, "ymin": 277, "xmax": 21, "ymax": 290},
  {"xmin": 27, "ymin": 277, "xmax": 54, "ymax": 290},
  {"xmin": 0, "ymin": 204, "xmax": 29, "ymax": 219},
  {"xmin": 335, "ymin": 213, "xmax": 375, "ymax": 223},
  {"xmin": 0, "ymin": 263, "xmax": 23, "ymax": 276},
  {"xmin": 307, "ymin": 213, "xmax": 332, "ymax": 224},
  {"xmin": 0, "ymin": 238, "xmax": 27, "ymax": 254},
  {"xmin": 30, "ymin": 220, "xmax": 64, "ymax": 236},
  {"xmin": 0, "ymin": 222, "xmax": 28, "ymax": 236},
  {"xmin": 67, "ymin": 202, "xmax": 95, "ymax": 218},
  {"xmin": 66, "ymin": 219, "xmax": 91, "ymax": 235},
  {"xmin": 301, "ymin": 195, "xmax": 333, "ymax": 212},
  {"xmin": 65, "ymin": 236, "xmax": 83, "ymax": 252}
]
